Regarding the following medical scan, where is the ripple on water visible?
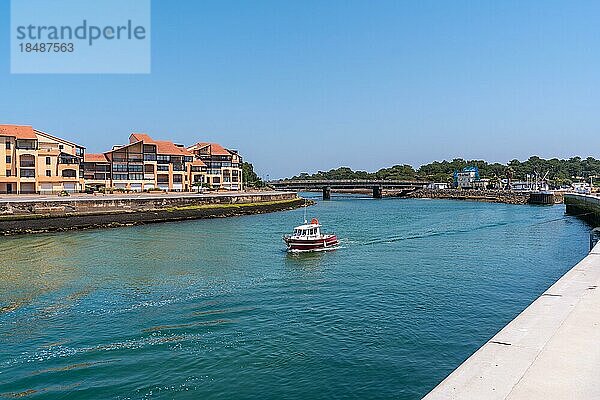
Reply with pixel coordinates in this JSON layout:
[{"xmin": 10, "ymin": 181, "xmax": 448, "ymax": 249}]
[{"xmin": 0, "ymin": 198, "xmax": 591, "ymax": 399}]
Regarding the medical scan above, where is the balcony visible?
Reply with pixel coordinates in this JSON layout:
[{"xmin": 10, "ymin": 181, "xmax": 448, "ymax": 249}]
[
  {"xmin": 59, "ymin": 156, "xmax": 80, "ymax": 165},
  {"xmin": 157, "ymin": 174, "xmax": 169, "ymax": 184},
  {"xmin": 19, "ymin": 168, "xmax": 35, "ymax": 178},
  {"xmin": 61, "ymin": 169, "xmax": 77, "ymax": 178},
  {"xmin": 16, "ymin": 140, "xmax": 38, "ymax": 150},
  {"xmin": 19, "ymin": 157, "xmax": 35, "ymax": 168}
]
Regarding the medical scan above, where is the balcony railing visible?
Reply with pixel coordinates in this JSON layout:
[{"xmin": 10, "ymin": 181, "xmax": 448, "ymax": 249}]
[
  {"xmin": 19, "ymin": 161, "xmax": 35, "ymax": 168},
  {"xmin": 59, "ymin": 157, "xmax": 80, "ymax": 164},
  {"xmin": 16, "ymin": 140, "xmax": 38, "ymax": 150}
]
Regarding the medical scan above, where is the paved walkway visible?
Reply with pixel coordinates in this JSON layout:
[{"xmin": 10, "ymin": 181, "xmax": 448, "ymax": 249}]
[{"xmin": 424, "ymin": 243, "xmax": 600, "ymax": 400}]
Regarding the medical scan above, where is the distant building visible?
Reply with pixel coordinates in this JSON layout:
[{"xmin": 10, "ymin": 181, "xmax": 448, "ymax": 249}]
[
  {"xmin": 453, "ymin": 166, "xmax": 480, "ymax": 189},
  {"xmin": 473, "ymin": 178, "xmax": 490, "ymax": 190},
  {"xmin": 572, "ymin": 182, "xmax": 591, "ymax": 194},
  {"xmin": 0, "ymin": 125, "xmax": 85, "ymax": 194},
  {"xmin": 511, "ymin": 181, "xmax": 531, "ymax": 191},
  {"xmin": 510, "ymin": 178, "xmax": 550, "ymax": 192},
  {"xmin": 426, "ymin": 182, "xmax": 448, "ymax": 190}
]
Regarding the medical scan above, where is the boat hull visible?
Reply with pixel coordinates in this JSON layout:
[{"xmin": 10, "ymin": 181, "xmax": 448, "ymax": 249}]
[{"xmin": 283, "ymin": 235, "xmax": 339, "ymax": 252}]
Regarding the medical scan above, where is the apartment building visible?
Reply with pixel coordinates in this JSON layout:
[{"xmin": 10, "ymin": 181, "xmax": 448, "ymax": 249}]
[
  {"xmin": 187, "ymin": 142, "xmax": 243, "ymax": 190},
  {"xmin": 0, "ymin": 124, "xmax": 244, "ymax": 194},
  {"xmin": 0, "ymin": 125, "xmax": 85, "ymax": 194},
  {"xmin": 82, "ymin": 133, "xmax": 198, "ymax": 192},
  {"xmin": 82, "ymin": 153, "xmax": 111, "ymax": 190}
]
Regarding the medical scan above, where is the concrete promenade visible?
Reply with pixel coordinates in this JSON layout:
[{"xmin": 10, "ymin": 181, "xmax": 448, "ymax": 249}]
[{"xmin": 424, "ymin": 242, "xmax": 600, "ymax": 400}]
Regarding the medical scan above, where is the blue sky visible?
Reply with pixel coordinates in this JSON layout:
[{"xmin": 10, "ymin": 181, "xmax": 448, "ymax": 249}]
[{"xmin": 1, "ymin": 0, "xmax": 599, "ymax": 178}]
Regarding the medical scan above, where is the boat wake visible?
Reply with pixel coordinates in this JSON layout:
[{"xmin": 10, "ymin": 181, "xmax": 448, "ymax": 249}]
[{"xmin": 360, "ymin": 221, "xmax": 513, "ymax": 246}]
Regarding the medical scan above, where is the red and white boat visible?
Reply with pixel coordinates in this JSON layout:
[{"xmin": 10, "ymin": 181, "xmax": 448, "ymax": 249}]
[{"xmin": 283, "ymin": 218, "xmax": 339, "ymax": 252}]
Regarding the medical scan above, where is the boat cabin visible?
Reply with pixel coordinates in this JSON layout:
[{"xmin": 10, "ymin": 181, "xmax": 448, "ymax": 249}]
[
  {"xmin": 292, "ymin": 219, "xmax": 322, "ymax": 238},
  {"xmin": 293, "ymin": 224, "xmax": 321, "ymax": 238}
]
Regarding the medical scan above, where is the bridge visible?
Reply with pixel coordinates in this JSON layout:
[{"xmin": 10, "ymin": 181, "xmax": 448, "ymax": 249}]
[{"xmin": 268, "ymin": 179, "xmax": 428, "ymax": 199}]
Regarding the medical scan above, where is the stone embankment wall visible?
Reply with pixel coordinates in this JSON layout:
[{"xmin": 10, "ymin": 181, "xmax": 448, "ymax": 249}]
[
  {"xmin": 565, "ymin": 193, "xmax": 600, "ymax": 227},
  {"xmin": 399, "ymin": 188, "xmax": 531, "ymax": 204},
  {"xmin": 0, "ymin": 192, "xmax": 302, "ymax": 235}
]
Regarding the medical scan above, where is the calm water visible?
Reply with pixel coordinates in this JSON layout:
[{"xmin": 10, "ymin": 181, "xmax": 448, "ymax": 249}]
[{"xmin": 0, "ymin": 194, "xmax": 591, "ymax": 399}]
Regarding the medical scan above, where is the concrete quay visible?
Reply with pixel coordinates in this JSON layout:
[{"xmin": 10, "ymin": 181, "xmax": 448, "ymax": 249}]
[
  {"xmin": 565, "ymin": 193, "xmax": 600, "ymax": 226},
  {"xmin": 423, "ymin": 241, "xmax": 600, "ymax": 400}
]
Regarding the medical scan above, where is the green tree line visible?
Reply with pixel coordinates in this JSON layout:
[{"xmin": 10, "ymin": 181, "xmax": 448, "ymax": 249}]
[{"xmin": 287, "ymin": 156, "xmax": 600, "ymax": 187}]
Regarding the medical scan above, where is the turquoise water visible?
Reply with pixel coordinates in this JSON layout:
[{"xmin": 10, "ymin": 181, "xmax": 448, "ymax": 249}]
[{"xmin": 0, "ymin": 194, "xmax": 591, "ymax": 399}]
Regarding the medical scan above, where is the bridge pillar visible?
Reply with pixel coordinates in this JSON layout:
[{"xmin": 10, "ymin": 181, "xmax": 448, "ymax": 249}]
[
  {"xmin": 323, "ymin": 186, "xmax": 331, "ymax": 200},
  {"xmin": 373, "ymin": 186, "xmax": 382, "ymax": 199}
]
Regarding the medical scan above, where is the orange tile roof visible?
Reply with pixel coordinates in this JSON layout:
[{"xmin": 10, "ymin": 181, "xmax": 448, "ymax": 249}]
[
  {"xmin": 190, "ymin": 142, "xmax": 232, "ymax": 156},
  {"xmin": 154, "ymin": 140, "xmax": 193, "ymax": 156},
  {"xmin": 191, "ymin": 159, "xmax": 206, "ymax": 167},
  {"xmin": 105, "ymin": 141, "xmax": 142, "ymax": 154},
  {"xmin": 129, "ymin": 133, "xmax": 192, "ymax": 156},
  {"xmin": 0, "ymin": 125, "xmax": 37, "ymax": 139},
  {"xmin": 130, "ymin": 133, "xmax": 153, "ymax": 143},
  {"xmin": 84, "ymin": 153, "xmax": 109, "ymax": 163}
]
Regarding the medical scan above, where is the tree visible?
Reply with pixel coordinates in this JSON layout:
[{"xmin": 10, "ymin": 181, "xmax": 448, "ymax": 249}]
[{"xmin": 242, "ymin": 162, "xmax": 264, "ymax": 187}]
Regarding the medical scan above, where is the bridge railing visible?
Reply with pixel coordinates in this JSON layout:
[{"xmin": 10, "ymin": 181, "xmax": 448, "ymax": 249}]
[{"xmin": 268, "ymin": 179, "xmax": 429, "ymax": 186}]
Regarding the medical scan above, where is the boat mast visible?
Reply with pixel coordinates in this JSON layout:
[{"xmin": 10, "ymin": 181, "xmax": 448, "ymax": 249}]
[{"xmin": 303, "ymin": 198, "xmax": 307, "ymax": 224}]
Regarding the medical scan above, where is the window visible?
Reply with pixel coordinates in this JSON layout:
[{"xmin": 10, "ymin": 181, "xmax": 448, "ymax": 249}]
[
  {"xmin": 46, "ymin": 170, "xmax": 51, "ymax": 177},
  {"xmin": 157, "ymin": 155, "xmax": 170, "ymax": 164},
  {"xmin": 5, "ymin": 141, "xmax": 10, "ymax": 150},
  {"xmin": 6, "ymin": 156, "xmax": 11, "ymax": 163},
  {"xmin": 5, "ymin": 170, "xmax": 11, "ymax": 177},
  {"xmin": 157, "ymin": 165, "xmax": 169, "ymax": 171},
  {"xmin": 129, "ymin": 173, "xmax": 143, "ymax": 180},
  {"xmin": 16, "ymin": 140, "xmax": 37, "ymax": 150},
  {"xmin": 20, "ymin": 169, "xmax": 35, "ymax": 178},
  {"xmin": 113, "ymin": 164, "xmax": 127, "ymax": 172},
  {"xmin": 19, "ymin": 155, "xmax": 35, "ymax": 168},
  {"xmin": 113, "ymin": 173, "xmax": 128, "ymax": 180},
  {"xmin": 173, "ymin": 175, "xmax": 183, "ymax": 183},
  {"xmin": 46, "ymin": 157, "xmax": 51, "ymax": 165},
  {"xmin": 62, "ymin": 169, "xmax": 77, "ymax": 178},
  {"xmin": 128, "ymin": 164, "xmax": 143, "ymax": 172}
]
